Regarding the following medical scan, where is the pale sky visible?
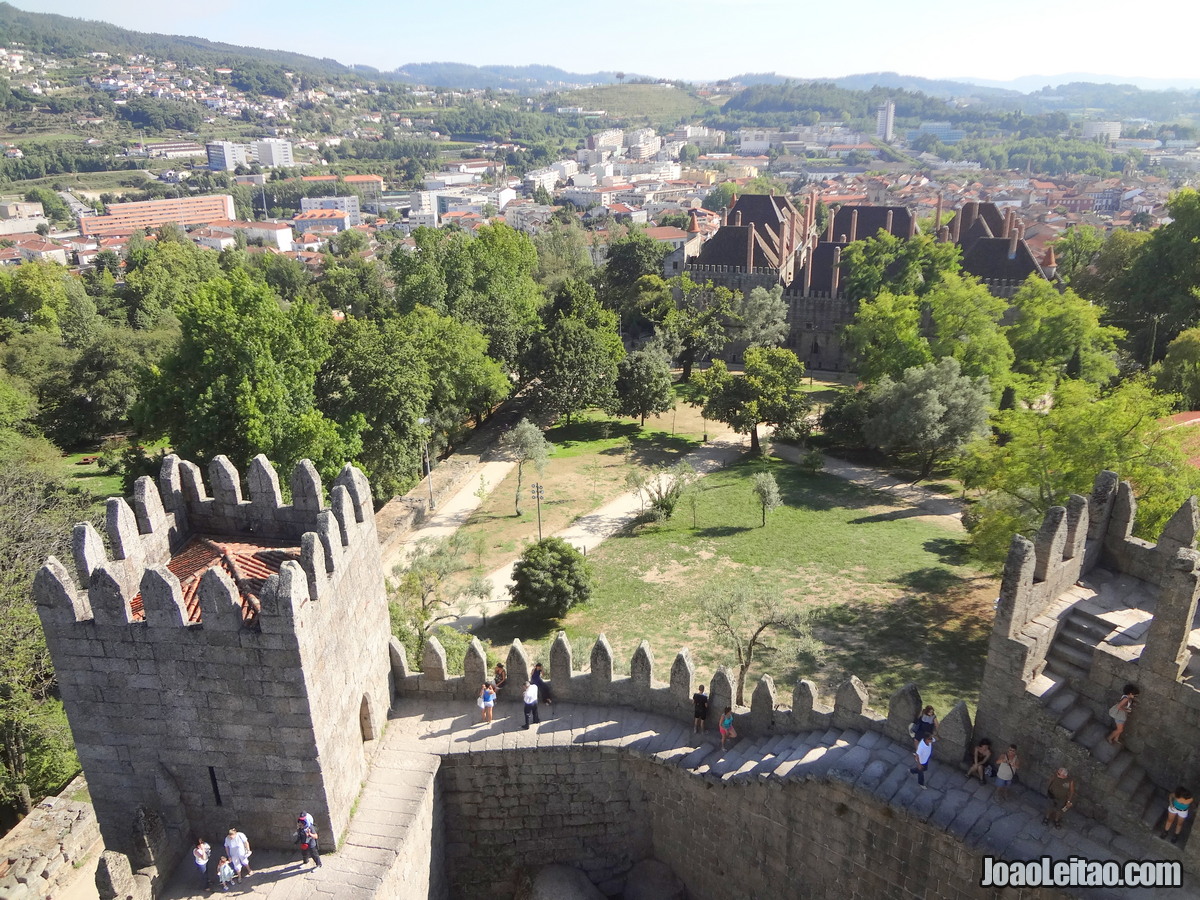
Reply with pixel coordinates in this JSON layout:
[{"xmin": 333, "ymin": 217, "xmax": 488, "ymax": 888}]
[{"xmin": 16, "ymin": 0, "xmax": 1199, "ymax": 86}]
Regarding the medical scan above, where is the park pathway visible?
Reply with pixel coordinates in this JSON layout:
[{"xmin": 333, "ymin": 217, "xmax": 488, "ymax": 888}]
[{"xmin": 159, "ymin": 699, "xmax": 1171, "ymax": 900}]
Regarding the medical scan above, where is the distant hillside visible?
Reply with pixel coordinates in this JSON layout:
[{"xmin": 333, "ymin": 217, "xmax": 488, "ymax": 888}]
[
  {"xmin": 390, "ymin": 62, "xmax": 642, "ymax": 92},
  {"xmin": 830, "ymin": 72, "xmax": 1023, "ymax": 103},
  {"xmin": 961, "ymin": 72, "xmax": 1200, "ymax": 93},
  {"xmin": 0, "ymin": 2, "xmax": 355, "ymax": 78},
  {"xmin": 547, "ymin": 83, "xmax": 713, "ymax": 123}
]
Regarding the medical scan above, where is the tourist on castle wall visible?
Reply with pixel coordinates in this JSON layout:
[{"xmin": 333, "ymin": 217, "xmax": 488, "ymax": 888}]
[
  {"xmin": 1043, "ymin": 768, "xmax": 1076, "ymax": 829},
  {"xmin": 522, "ymin": 680, "xmax": 540, "ymax": 729},
  {"xmin": 295, "ymin": 817, "xmax": 323, "ymax": 867},
  {"xmin": 192, "ymin": 837, "xmax": 212, "ymax": 889},
  {"xmin": 911, "ymin": 705, "xmax": 938, "ymax": 746},
  {"xmin": 532, "ymin": 662, "xmax": 553, "ymax": 704},
  {"xmin": 217, "ymin": 856, "xmax": 235, "ymax": 892},
  {"xmin": 1107, "ymin": 684, "xmax": 1140, "ymax": 744},
  {"xmin": 1162, "ymin": 787, "xmax": 1193, "ymax": 844},
  {"xmin": 910, "ymin": 733, "xmax": 935, "ymax": 788},
  {"xmin": 224, "ymin": 827, "xmax": 253, "ymax": 882},
  {"xmin": 693, "ymin": 684, "xmax": 710, "ymax": 734},
  {"xmin": 719, "ymin": 707, "xmax": 737, "ymax": 750},
  {"xmin": 966, "ymin": 738, "xmax": 992, "ymax": 784},
  {"xmin": 993, "ymin": 745, "xmax": 1020, "ymax": 802},
  {"xmin": 493, "ymin": 663, "xmax": 508, "ymax": 691},
  {"xmin": 479, "ymin": 681, "xmax": 496, "ymax": 724}
]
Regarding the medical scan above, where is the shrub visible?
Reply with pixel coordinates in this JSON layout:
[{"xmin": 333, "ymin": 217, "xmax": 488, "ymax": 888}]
[
  {"xmin": 819, "ymin": 387, "xmax": 870, "ymax": 448},
  {"xmin": 509, "ymin": 537, "xmax": 593, "ymax": 618}
]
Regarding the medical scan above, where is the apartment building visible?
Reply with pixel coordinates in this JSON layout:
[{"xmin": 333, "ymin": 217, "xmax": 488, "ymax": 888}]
[{"xmin": 79, "ymin": 195, "xmax": 237, "ymax": 236}]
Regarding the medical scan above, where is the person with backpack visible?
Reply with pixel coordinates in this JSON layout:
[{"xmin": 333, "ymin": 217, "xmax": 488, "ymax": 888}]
[
  {"xmin": 295, "ymin": 817, "xmax": 322, "ymax": 868},
  {"xmin": 911, "ymin": 706, "xmax": 938, "ymax": 746}
]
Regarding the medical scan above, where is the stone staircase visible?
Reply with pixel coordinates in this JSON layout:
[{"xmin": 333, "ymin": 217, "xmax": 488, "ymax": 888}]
[{"xmin": 1030, "ymin": 606, "xmax": 1171, "ymax": 843}]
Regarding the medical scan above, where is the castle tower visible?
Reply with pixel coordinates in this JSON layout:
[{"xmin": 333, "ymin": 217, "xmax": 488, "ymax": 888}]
[{"xmin": 33, "ymin": 454, "xmax": 392, "ymax": 865}]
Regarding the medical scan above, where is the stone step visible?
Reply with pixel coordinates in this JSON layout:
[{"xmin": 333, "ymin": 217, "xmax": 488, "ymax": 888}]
[
  {"xmin": 1044, "ymin": 655, "xmax": 1088, "ymax": 684},
  {"xmin": 1028, "ymin": 671, "xmax": 1067, "ymax": 702},
  {"xmin": 1062, "ymin": 612, "xmax": 1112, "ymax": 643},
  {"xmin": 1115, "ymin": 767, "xmax": 1146, "ymax": 798},
  {"xmin": 1074, "ymin": 720, "xmax": 1109, "ymax": 753},
  {"xmin": 679, "ymin": 743, "xmax": 718, "ymax": 771},
  {"xmin": 1104, "ymin": 748, "xmax": 1138, "ymax": 783},
  {"xmin": 1050, "ymin": 639, "xmax": 1095, "ymax": 671},
  {"xmin": 756, "ymin": 733, "xmax": 791, "ymax": 758},
  {"xmin": 708, "ymin": 742, "xmax": 760, "ymax": 777},
  {"xmin": 1057, "ymin": 704, "xmax": 1094, "ymax": 734},
  {"xmin": 774, "ymin": 743, "xmax": 829, "ymax": 779},
  {"xmin": 1089, "ymin": 736, "xmax": 1123, "ymax": 766},
  {"xmin": 1045, "ymin": 684, "xmax": 1079, "ymax": 715}
]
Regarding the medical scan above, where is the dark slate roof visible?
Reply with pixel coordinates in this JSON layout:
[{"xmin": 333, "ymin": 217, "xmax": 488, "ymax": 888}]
[
  {"xmin": 829, "ymin": 205, "xmax": 913, "ymax": 242},
  {"xmin": 728, "ymin": 193, "xmax": 795, "ymax": 229},
  {"xmin": 790, "ymin": 241, "xmax": 849, "ymax": 294},
  {"xmin": 960, "ymin": 237, "xmax": 1045, "ymax": 283},
  {"xmin": 955, "ymin": 201, "xmax": 1006, "ymax": 246},
  {"xmin": 693, "ymin": 223, "xmax": 782, "ymax": 269},
  {"xmin": 958, "ymin": 216, "xmax": 995, "ymax": 254}
]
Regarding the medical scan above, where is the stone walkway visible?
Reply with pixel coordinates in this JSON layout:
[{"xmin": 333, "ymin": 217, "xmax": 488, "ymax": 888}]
[{"xmin": 158, "ymin": 698, "xmax": 1178, "ymax": 899}]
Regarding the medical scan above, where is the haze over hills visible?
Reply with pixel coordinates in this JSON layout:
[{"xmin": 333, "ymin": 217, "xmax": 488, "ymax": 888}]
[{"xmin": 4, "ymin": 1, "xmax": 1200, "ymax": 104}]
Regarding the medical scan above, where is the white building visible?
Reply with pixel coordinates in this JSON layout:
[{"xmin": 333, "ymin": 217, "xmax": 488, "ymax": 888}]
[
  {"xmin": 875, "ymin": 101, "xmax": 895, "ymax": 142},
  {"xmin": 523, "ymin": 167, "xmax": 559, "ymax": 193},
  {"xmin": 206, "ymin": 141, "xmax": 249, "ymax": 171},
  {"xmin": 300, "ymin": 195, "xmax": 361, "ymax": 226},
  {"xmin": 1083, "ymin": 121, "xmax": 1122, "ymax": 144},
  {"xmin": 253, "ymin": 138, "xmax": 294, "ymax": 168}
]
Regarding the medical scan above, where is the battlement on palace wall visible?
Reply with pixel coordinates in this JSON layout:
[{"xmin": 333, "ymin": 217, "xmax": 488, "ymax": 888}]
[
  {"xmin": 30, "ymin": 453, "xmax": 393, "ymax": 872},
  {"xmin": 33, "ymin": 453, "xmax": 378, "ymax": 635},
  {"xmin": 391, "ymin": 631, "xmax": 975, "ymax": 765}
]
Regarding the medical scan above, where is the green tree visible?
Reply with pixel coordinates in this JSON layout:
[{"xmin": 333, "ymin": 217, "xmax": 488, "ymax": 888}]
[
  {"xmin": 532, "ymin": 220, "xmax": 593, "ymax": 290},
  {"xmin": 532, "ymin": 183, "xmax": 553, "ymax": 206},
  {"xmin": 1004, "ymin": 276, "xmax": 1122, "ymax": 384},
  {"xmin": 626, "ymin": 461, "xmax": 696, "ymax": 521},
  {"xmin": 614, "ymin": 344, "xmax": 674, "ymax": 425},
  {"xmin": 1153, "ymin": 327, "xmax": 1200, "ymax": 409},
  {"xmin": 502, "ymin": 418, "xmax": 554, "ymax": 516},
  {"xmin": 1052, "ymin": 225, "xmax": 1104, "ymax": 284},
  {"xmin": 391, "ymin": 534, "xmax": 492, "ymax": 640},
  {"xmin": 137, "ymin": 271, "xmax": 359, "ymax": 481},
  {"xmin": 508, "ymin": 537, "xmax": 592, "ymax": 617},
  {"xmin": 701, "ymin": 182, "xmax": 738, "ymax": 212},
  {"xmin": 654, "ymin": 275, "xmax": 735, "ymax": 381},
  {"xmin": 842, "ymin": 289, "xmax": 932, "ymax": 383},
  {"xmin": 601, "ymin": 229, "xmax": 669, "ymax": 325},
  {"xmin": 0, "ymin": 261, "xmax": 73, "ymax": 335},
  {"xmin": 526, "ymin": 317, "xmax": 619, "ymax": 426},
  {"xmin": 840, "ymin": 230, "xmax": 961, "ymax": 301},
  {"xmin": 699, "ymin": 580, "xmax": 804, "ymax": 706},
  {"xmin": 315, "ymin": 315, "xmax": 429, "ymax": 499},
  {"xmin": 1101, "ymin": 189, "xmax": 1200, "ymax": 362},
  {"xmin": 730, "ymin": 284, "xmax": 788, "ymax": 347},
  {"xmin": 752, "ymin": 471, "xmax": 782, "ymax": 526},
  {"xmin": 960, "ymin": 378, "xmax": 1199, "ymax": 566},
  {"xmin": 864, "ymin": 357, "xmax": 991, "ymax": 481},
  {"xmin": 696, "ymin": 347, "xmax": 811, "ymax": 453},
  {"xmin": 924, "ymin": 272, "xmax": 1013, "ymax": 387}
]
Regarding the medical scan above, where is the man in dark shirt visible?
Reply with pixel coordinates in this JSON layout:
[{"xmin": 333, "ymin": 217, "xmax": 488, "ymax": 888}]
[{"xmin": 693, "ymin": 685, "xmax": 709, "ymax": 734}]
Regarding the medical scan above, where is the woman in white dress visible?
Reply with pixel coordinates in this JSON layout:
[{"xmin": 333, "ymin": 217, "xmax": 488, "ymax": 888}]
[{"xmin": 224, "ymin": 828, "xmax": 253, "ymax": 881}]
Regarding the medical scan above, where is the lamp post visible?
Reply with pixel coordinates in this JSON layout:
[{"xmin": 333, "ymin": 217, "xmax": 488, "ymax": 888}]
[
  {"xmin": 417, "ymin": 417, "xmax": 436, "ymax": 511},
  {"xmin": 531, "ymin": 483, "xmax": 544, "ymax": 540}
]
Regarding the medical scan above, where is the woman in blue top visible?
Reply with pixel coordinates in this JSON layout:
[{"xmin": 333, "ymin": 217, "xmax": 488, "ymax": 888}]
[
  {"xmin": 479, "ymin": 682, "xmax": 496, "ymax": 724},
  {"xmin": 1163, "ymin": 787, "xmax": 1193, "ymax": 844}
]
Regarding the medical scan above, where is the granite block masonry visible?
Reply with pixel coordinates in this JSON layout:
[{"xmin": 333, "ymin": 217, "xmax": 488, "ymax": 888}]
[{"xmin": 32, "ymin": 453, "xmax": 393, "ymax": 883}]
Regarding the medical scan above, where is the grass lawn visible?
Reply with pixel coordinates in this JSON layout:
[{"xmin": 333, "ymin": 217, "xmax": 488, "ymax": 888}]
[
  {"xmin": 59, "ymin": 450, "xmax": 124, "ymax": 504},
  {"xmin": 553, "ymin": 84, "xmax": 713, "ymax": 122},
  {"xmin": 475, "ymin": 455, "xmax": 996, "ymax": 716},
  {"xmin": 444, "ymin": 391, "xmax": 707, "ymax": 583}
]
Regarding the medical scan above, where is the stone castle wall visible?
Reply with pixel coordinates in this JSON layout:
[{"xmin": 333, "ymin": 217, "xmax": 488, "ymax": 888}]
[
  {"xmin": 392, "ymin": 632, "xmax": 975, "ymax": 768},
  {"xmin": 435, "ymin": 746, "xmax": 1060, "ymax": 900},
  {"xmin": 32, "ymin": 454, "xmax": 392, "ymax": 867},
  {"xmin": 0, "ymin": 776, "xmax": 100, "ymax": 900},
  {"xmin": 975, "ymin": 472, "xmax": 1200, "ymax": 849}
]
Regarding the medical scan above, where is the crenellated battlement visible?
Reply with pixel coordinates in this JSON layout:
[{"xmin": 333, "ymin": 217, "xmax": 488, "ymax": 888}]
[
  {"xmin": 32, "ymin": 453, "xmax": 394, "ymax": 876},
  {"xmin": 391, "ymin": 631, "xmax": 974, "ymax": 766},
  {"xmin": 34, "ymin": 453, "xmax": 378, "ymax": 634}
]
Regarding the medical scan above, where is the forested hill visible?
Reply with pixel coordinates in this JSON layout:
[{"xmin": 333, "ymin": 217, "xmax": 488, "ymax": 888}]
[
  {"xmin": 388, "ymin": 62, "xmax": 637, "ymax": 92},
  {"xmin": 0, "ymin": 2, "xmax": 355, "ymax": 78}
]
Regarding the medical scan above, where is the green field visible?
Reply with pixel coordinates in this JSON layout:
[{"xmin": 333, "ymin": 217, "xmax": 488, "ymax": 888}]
[
  {"xmin": 553, "ymin": 84, "xmax": 714, "ymax": 123},
  {"xmin": 476, "ymin": 456, "xmax": 995, "ymax": 715}
]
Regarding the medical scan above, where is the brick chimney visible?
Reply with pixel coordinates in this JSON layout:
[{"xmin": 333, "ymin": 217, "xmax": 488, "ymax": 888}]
[
  {"xmin": 734, "ymin": 210, "xmax": 742, "ymax": 227},
  {"xmin": 826, "ymin": 215, "xmax": 834, "ymax": 242},
  {"xmin": 849, "ymin": 209, "xmax": 859, "ymax": 243},
  {"xmin": 1007, "ymin": 222, "xmax": 1019, "ymax": 259},
  {"xmin": 885, "ymin": 209, "xmax": 894, "ymax": 235},
  {"xmin": 746, "ymin": 224, "xmax": 755, "ymax": 271},
  {"xmin": 831, "ymin": 246, "xmax": 842, "ymax": 297},
  {"xmin": 1042, "ymin": 245, "xmax": 1058, "ymax": 279},
  {"xmin": 934, "ymin": 192, "xmax": 943, "ymax": 232},
  {"xmin": 1003, "ymin": 207, "xmax": 1014, "ymax": 239}
]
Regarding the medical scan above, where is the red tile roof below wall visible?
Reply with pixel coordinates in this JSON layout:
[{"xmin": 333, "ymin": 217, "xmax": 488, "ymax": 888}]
[{"xmin": 130, "ymin": 535, "xmax": 301, "ymax": 623}]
